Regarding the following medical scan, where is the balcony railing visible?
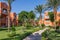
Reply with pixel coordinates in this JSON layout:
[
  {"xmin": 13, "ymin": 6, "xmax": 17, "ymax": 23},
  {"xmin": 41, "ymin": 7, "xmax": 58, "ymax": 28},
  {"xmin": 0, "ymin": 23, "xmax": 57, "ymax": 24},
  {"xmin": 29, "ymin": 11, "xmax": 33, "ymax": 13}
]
[
  {"xmin": 45, "ymin": 16, "xmax": 49, "ymax": 19},
  {"xmin": 45, "ymin": 20, "xmax": 50, "ymax": 22}
]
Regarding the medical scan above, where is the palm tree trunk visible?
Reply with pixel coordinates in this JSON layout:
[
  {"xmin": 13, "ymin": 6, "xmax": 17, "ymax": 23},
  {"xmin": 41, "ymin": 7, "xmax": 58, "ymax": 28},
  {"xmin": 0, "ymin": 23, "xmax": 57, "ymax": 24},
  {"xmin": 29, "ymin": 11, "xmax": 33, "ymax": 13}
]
[
  {"xmin": 40, "ymin": 13, "xmax": 42, "ymax": 27},
  {"xmin": 8, "ymin": 10, "xmax": 10, "ymax": 32},
  {"xmin": 40, "ymin": 13, "xmax": 42, "ymax": 21},
  {"xmin": 8, "ymin": 4, "xmax": 11, "ymax": 32},
  {"xmin": 53, "ymin": 8, "xmax": 57, "ymax": 29},
  {"xmin": 40, "ymin": 14, "xmax": 42, "ymax": 22}
]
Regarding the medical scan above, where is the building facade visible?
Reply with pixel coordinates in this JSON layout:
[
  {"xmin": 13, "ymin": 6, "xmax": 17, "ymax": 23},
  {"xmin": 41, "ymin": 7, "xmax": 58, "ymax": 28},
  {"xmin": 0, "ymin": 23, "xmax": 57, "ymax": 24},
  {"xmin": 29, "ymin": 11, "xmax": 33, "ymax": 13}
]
[
  {"xmin": 0, "ymin": 2, "xmax": 18, "ymax": 27},
  {"xmin": 39, "ymin": 11, "xmax": 60, "ymax": 26},
  {"xmin": 44, "ymin": 11, "xmax": 54, "ymax": 26}
]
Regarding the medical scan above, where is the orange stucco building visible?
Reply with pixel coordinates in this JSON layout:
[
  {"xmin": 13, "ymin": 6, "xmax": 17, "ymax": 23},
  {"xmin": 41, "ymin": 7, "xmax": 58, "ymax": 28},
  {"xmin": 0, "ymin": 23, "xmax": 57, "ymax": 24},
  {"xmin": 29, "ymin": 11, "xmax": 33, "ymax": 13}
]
[
  {"xmin": 44, "ymin": 11, "xmax": 54, "ymax": 26},
  {"xmin": 39, "ymin": 11, "xmax": 60, "ymax": 26},
  {"xmin": 0, "ymin": 2, "xmax": 18, "ymax": 27}
]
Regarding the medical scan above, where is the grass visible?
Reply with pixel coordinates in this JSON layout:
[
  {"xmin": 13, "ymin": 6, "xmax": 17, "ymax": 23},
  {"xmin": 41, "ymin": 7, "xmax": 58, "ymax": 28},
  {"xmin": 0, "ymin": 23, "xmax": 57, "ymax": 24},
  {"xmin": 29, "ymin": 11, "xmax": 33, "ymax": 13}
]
[
  {"xmin": 0, "ymin": 31, "xmax": 8, "ymax": 39},
  {"xmin": 0, "ymin": 26, "xmax": 41, "ymax": 40},
  {"xmin": 42, "ymin": 37, "xmax": 46, "ymax": 40}
]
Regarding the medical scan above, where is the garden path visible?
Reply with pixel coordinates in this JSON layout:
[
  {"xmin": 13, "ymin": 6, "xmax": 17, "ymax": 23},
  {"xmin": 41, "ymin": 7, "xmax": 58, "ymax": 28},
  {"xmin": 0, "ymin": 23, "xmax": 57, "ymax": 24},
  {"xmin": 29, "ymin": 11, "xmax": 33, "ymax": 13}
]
[{"xmin": 23, "ymin": 27, "xmax": 49, "ymax": 40}]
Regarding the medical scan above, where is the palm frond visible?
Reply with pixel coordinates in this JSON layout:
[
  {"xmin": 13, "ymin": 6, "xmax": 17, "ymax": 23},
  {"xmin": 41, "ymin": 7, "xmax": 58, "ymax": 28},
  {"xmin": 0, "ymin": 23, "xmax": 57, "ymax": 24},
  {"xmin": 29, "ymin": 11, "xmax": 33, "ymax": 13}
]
[
  {"xmin": 46, "ymin": 0, "xmax": 60, "ymax": 9},
  {"xmin": 3, "ymin": 0, "xmax": 15, "ymax": 4},
  {"xmin": 35, "ymin": 5, "xmax": 43, "ymax": 14}
]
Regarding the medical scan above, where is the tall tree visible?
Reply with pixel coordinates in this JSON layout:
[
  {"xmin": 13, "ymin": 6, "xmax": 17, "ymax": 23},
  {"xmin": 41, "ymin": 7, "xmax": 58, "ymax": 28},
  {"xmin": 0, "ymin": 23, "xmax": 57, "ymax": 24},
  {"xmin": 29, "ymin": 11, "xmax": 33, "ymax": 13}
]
[
  {"xmin": 48, "ymin": 12, "xmax": 54, "ymax": 27},
  {"xmin": 28, "ymin": 11, "xmax": 35, "ymax": 26},
  {"xmin": 18, "ymin": 11, "xmax": 28, "ymax": 26},
  {"xmin": 18, "ymin": 11, "xmax": 35, "ymax": 26},
  {"xmin": 46, "ymin": 0, "xmax": 60, "ymax": 28},
  {"xmin": 4, "ymin": 0, "xmax": 15, "ymax": 32},
  {"xmin": 35, "ymin": 5, "xmax": 44, "ymax": 21},
  {"xmin": 28, "ymin": 11, "xmax": 35, "ymax": 20},
  {"xmin": 35, "ymin": 5, "xmax": 44, "ymax": 26}
]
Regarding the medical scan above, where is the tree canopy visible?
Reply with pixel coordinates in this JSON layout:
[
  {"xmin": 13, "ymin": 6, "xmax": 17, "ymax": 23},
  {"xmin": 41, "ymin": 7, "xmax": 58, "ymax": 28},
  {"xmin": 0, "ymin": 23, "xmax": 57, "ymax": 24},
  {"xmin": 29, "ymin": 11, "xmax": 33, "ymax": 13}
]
[
  {"xmin": 18, "ymin": 11, "xmax": 35, "ymax": 23},
  {"xmin": 48, "ymin": 12, "xmax": 54, "ymax": 22},
  {"xmin": 46, "ymin": 0, "xmax": 60, "ymax": 9},
  {"xmin": 18, "ymin": 11, "xmax": 28, "ymax": 22},
  {"xmin": 28, "ymin": 11, "xmax": 35, "ymax": 19}
]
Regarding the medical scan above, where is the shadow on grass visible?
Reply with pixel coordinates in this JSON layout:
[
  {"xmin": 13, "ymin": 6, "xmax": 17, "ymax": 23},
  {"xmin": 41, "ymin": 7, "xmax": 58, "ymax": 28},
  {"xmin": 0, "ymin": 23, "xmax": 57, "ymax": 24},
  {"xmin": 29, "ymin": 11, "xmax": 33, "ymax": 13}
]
[
  {"xmin": 0, "ymin": 34, "xmax": 21, "ymax": 40},
  {"xmin": 0, "ymin": 28, "xmax": 7, "ymax": 31},
  {"xmin": 0, "ymin": 32, "xmax": 32, "ymax": 40}
]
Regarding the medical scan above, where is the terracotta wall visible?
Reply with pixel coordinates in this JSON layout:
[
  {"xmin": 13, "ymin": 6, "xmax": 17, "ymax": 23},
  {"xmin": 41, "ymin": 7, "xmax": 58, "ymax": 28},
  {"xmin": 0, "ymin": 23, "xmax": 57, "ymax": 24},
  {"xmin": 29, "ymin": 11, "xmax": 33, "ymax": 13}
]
[
  {"xmin": 56, "ymin": 12, "xmax": 60, "ymax": 21},
  {"xmin": 41, "ymin": 11, "xmax": 60, "ymax": 26},
  {"xmin": 0, "ymin": 2, "xmax": 18, "ymax": 27},
  {"xmin": 10, "ymin": 12, "xmax": 18, "ymax": 26}
]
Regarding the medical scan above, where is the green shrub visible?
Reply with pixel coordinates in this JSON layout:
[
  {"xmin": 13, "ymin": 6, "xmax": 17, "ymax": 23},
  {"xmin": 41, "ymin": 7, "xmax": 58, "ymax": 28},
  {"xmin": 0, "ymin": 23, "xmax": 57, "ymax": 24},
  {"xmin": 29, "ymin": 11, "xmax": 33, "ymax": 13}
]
[
  {"xmin": 41, "ymin": 24, "xmax": 45, "ymax": 28},
  {"xmin": 0, "ymin": 28, "xmax": 7, "ymax": 31},
  {"xmin": 23, "ymin": 31, "xmax": 32, "ymax": 38},
  {"xmin": 42, "ymin": 28, "xmax": 60, "ymax": 40},
  {"xmin": 56, "ymin": 26, "xmax": 59, "ymax": 29},
  {"xmin": 55, "ymin": 26, "xmax": 60, "ymax": 33},
  {"xmin": 8, "ymin": 26, "xmax": 16, "ymax": 37},
  {"xmin": 42, "ymin": 31, "xmax": 49, "ymax": 38},
  {"xmin": 26, "ymin": 23, "xmax": 33, "ymax": 29},
  {"xmin": 47, "ymin": 37, "xmax": 52, "ymax": 40}
]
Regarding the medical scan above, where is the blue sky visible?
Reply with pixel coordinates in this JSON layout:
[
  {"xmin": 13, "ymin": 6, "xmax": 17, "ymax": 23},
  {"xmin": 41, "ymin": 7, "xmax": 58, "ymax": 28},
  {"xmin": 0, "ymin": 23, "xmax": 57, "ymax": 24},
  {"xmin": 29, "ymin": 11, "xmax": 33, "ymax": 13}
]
[
  {"xmin": 11, "ymin": 0, "xmax": 47, "ymax": 14},
  {"xmin": 0, "ymin": 0, "xmax": 46, "ymax": 13},
  {"xmin": 0, "ymin": 0, "xmax": 60, "ymax": 18}
]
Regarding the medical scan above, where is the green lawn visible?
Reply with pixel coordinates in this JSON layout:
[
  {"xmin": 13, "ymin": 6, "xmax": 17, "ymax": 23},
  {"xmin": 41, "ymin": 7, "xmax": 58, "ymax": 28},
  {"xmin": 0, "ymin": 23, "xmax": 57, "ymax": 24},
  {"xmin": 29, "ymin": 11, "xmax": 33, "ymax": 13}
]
[{"xmin": 0, "ymin": 26, "xmax": 41, "ymax": 40}]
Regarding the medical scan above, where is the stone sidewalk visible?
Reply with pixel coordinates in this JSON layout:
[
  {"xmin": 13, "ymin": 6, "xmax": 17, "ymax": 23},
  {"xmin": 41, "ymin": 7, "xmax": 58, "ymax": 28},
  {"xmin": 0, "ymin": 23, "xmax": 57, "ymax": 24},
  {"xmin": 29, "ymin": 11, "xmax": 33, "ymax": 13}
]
[{"xmin": 23, "ymin": 27, "xmax": 48, "ymax": 40}]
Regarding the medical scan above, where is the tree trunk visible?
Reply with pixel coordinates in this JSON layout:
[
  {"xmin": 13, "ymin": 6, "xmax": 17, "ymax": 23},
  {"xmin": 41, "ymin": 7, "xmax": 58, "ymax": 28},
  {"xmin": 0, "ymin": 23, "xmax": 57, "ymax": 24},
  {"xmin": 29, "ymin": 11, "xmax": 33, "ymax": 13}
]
[
  {"xmin": 8, "ymin": 4, "xmax": 11, "ymax": 32},
  {"xmin": 40, "ymin": 13, "xmax": 42, "ymax": 27},
  {"xmin": 8, "ymin": 10, "xmax": 10, "ymax": 32},
  {"xmin": 53, "ymin": 8, "xmax": 57, "ymax": 29},
  {"xmin": 40, "ymin": 13, "xmax": 42, "ymax": 22}
]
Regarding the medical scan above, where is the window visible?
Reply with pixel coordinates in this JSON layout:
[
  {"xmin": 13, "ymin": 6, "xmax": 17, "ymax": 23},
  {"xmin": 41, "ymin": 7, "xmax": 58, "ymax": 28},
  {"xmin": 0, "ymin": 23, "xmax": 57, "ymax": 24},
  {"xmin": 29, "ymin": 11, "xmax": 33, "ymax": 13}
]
[{"xmin": 2, "ymin": 8, "xmax": 7, "ymax": 14}]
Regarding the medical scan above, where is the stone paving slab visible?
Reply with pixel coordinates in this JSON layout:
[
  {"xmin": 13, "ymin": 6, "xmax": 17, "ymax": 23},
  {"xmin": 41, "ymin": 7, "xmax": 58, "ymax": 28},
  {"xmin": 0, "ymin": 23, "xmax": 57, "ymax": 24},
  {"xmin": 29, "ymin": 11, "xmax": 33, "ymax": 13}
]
[{"xmin": 23, "ymin": 28, "xmax": 48, "ymax": 40}]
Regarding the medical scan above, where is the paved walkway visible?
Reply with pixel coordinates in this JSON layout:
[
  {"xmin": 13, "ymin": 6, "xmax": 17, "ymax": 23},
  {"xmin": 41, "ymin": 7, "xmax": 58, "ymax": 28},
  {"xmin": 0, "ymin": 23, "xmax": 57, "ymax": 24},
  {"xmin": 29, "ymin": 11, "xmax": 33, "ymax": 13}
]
[{"xmin": 23, "ymin": 27, "xmax": 49, "ymax": 40}]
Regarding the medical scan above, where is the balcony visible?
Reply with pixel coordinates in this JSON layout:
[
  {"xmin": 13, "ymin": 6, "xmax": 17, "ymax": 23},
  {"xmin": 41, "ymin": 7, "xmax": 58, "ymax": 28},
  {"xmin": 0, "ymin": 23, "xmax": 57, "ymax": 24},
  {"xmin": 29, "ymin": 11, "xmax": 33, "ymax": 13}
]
[
  {"xmin": 45, "ymin": 20, "xmax": 50, "ymax": 22},
  {"xmin": 45, "ymin": 24, "xmax": 50, "ymax": 26},
  {"xmin": 45, "ymin": 20, "xmax": 50, "ymax": 26},
  {"xmin": 45, "ymin": 16, "xmax": 49, "ymax": 18},
  {"xmin": 45, "ymin": 16, "xmax": 49, "ymax": 20}
]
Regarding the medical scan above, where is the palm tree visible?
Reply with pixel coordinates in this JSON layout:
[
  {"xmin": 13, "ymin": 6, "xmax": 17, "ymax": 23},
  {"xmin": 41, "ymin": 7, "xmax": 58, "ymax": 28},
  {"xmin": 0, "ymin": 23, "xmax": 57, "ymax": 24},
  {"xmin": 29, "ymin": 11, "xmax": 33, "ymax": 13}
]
[
  {"xmin": 46, "ymin": 0, "xmax": 60, "ymax": 28},
  {"xmin": 4, "ymin": 0, "xmax": 15, "ymax": 32},
  {"xmin": 35, "ymin": 5, "xmax": 44, "ymax": 26}
]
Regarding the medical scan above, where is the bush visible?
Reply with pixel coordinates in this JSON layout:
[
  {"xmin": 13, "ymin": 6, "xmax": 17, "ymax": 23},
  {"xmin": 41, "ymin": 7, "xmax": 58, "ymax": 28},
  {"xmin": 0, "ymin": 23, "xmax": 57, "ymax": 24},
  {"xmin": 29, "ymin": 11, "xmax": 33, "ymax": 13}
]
[
  {"xmin": 56, "ymin": 26, "xmax": 59, "ymax": 29},
  {"xmin": 26, "ymin": 23, "xmax": 33, "ymax": 29},
  {"xmin": 42, "ymin": 28, "xmax": 60, "ymax": 40},
  {"xmin": 8, "ymin": 26, "xmax": 16, "ymax": 37},
  {"xmin": 55, "ymin": 26, "xmax": 60, "ymax": 33},
  {"xmin": 0, "ymin": 27, "xmax": 7, "ymax": 31},
  {"xmin": 41, "ymin": 24, "xmax": 45, "ymax": 28},
  {"xmin": 23, "ymin": 31, "xmax": 32, "ymax": 38},
  {"xmin": 42, "ymin": 31, "xmax": 48, "ymax": 38}
]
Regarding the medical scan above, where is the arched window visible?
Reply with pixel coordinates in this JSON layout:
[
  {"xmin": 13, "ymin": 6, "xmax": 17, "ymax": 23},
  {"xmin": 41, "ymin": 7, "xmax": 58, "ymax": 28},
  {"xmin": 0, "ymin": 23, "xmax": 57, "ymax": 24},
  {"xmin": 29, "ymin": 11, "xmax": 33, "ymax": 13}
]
[{"xmin": 2, "ymin": 8, "xmax": 7, "ymax": 14}]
